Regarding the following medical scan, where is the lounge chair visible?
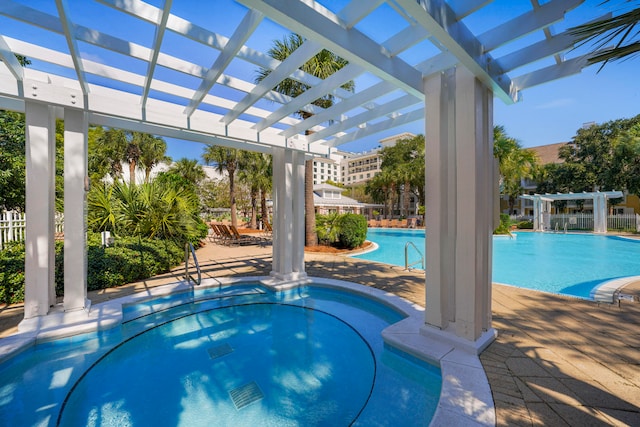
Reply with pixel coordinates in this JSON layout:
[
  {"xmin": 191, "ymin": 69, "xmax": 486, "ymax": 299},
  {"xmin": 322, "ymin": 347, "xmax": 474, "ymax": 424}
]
[
  {"xmin": 262, "ymin": 221, "xmax": 273, "ymax": 239},
  {"xmin": 227, "ymin": 224, "xmax": 262, "ymax": 245},
  {"xmin": 209, "ymin": 223, "xmax": 232, "ymax": 245}
]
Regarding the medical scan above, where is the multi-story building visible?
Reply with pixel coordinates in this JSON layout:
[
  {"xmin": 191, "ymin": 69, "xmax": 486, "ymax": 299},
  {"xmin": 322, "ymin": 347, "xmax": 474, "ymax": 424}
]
[
  {"xmin": 339, "ymin": 132, "xmax": 415, "ymax": 186},
  {"xmin": 311, "ymin": 132, "xmax": 417, "ymax": 187},
  {"xmin": 312, "ymin": 152, "xmax": 344, "ymax": 185}
]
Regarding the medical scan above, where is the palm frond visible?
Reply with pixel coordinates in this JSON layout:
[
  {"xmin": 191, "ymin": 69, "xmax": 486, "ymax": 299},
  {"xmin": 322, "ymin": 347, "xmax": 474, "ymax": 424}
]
[{"xmin": 569, "ymin": 6, "xmax": 640, "ymax": 70}]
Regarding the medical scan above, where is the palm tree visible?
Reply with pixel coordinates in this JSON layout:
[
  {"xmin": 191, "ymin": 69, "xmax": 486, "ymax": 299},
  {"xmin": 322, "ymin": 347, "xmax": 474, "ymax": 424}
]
[
  {"xmin": 238, "ymin": 151, "xmax": 272, "ymax": 229},
  {"xmin": 256, "ymin": 33, "xmax": 354, "ymax": 246},
  {"xmin": 94, "ymin": 128, "xmax": 128, "ymax": 181},
  {"xmin": 136, "ymin": 133, "xmax": 171, "ymax": 183},
  {"xmin": 569, "ymin": 2, "xmax": 640, "ymax": 70},
  {"xmin": 202, "ymin": 146, "xmax": 240, "ymax": 227},
  {"xmin": 123, "ymin": 134, "xmax": 142, "ymax": 186},
  {"xmin": 167, "ymin": 158, "xmax": 206, "ymax": 185},
  {"xmin": 379, "ymin": 135, "xmax": 425, "ymax": 218},
  {"xmin": 494, "ymin": 126, "xmax": 538, "ymax": 214}
]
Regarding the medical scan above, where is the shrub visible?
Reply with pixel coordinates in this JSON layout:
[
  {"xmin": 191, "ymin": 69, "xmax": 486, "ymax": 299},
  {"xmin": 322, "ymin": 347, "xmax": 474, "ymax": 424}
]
[
  {"xmin": 517, "ymin": 220, "xmax": 533, "ymax": 229},
  {"xmin": 337, "ymin": 214, "xmax": 367, "ymax": 249},
  {"xmin": 316, "ymin": 213, "xmax": 342, "ymax": 245},
  {"xmin": 494, "ymin": 213, "xmax": 512, "ymax": 235},
  {"xmin": 2, "ymin": 232, "xmax": 186, "ymax": 304},
  {"xmin": 0, "ymin": 241, "xmax": 26, "ymax": 304}
]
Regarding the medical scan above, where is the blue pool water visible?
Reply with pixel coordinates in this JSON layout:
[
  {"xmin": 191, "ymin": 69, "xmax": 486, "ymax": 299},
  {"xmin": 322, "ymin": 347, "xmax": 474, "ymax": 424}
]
[
  {"xmin": 353, "ymin": 229, "xmax": 640, "ymax": 299},
  {"xmin": 0, "ymin": 284, "xmax": 441, "ymax": 426}
]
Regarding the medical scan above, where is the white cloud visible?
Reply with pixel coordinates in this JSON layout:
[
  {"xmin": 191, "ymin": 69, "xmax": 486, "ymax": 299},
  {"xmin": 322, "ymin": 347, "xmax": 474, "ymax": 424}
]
[{"xmin": 534, "ymin": 98, "xmax": 575, "ymax": 110}]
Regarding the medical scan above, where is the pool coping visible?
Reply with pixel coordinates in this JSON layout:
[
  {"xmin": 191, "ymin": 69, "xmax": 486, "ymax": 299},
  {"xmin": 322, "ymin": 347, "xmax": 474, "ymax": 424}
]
[
  {"xmin": 590, "ymin": 275, "xmax": 640, "ymax": 303},
  {"xmin": 0, "ymin": 275, "xmax": 495, "ymax": 427}
]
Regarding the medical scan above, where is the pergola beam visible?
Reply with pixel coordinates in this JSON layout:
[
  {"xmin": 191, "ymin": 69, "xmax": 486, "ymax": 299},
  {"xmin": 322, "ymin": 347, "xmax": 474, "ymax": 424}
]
[
  {"xmin": 477, "ymin": 0, "xmax": 583, "ymax": 52},
  {"xmin": 238, "ymin": 0, "xmax": 424, "ymax": 98},
  {"xmin": 141, "ymin": 0, "xmax": 172, "ymax": 109},
  {"xmin": 54, "ymin": 0, "xmax": 90, "ymax": 95},
  {"xmin": 0, "ymin": 35, "xmax": 24, "ymax": 81},
  {"xmin": 222, "ymin": 40, "xmax": 323, "ymax": 125},
  {"xmin": 395, "ymin": 0, "xmax": 517, "ymax": 103},
  {"xmin": 255, "ymin": 63, "xmax": 364, "ymax": 132},
  {"xmin": 184, "ymin": 9, "xmax": 263, "ymax": 117}
]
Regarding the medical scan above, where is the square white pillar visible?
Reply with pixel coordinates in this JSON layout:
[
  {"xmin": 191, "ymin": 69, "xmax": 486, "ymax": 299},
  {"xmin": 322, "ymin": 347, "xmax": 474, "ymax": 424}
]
[
  {"xmin": 23, "ymin": 101, "xmax": 56, "ymax": 318},
  {"xmin": 271, "ymin": 148, "xmax": 306, "ymax": 281},
  {"xmin": 291, "ymin": 150, "xmax": 306, "ymax": 276},
  {"xmin": 422, "ymin": 67, "xmax": 497, "ymax": 351},
  {"xmin": 63, "ymin": 108, "xmax": 90, "ymax": 311}
]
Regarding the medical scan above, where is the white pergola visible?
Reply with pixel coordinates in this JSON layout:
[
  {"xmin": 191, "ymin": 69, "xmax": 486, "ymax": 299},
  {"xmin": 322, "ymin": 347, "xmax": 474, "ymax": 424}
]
[
  {"xmin": 521, "ymin": 191, "xmax": 624, "ymax": 233},
  {"xmin": 0, "ymin": 1, "xmax": 605, "ymax": 352}
]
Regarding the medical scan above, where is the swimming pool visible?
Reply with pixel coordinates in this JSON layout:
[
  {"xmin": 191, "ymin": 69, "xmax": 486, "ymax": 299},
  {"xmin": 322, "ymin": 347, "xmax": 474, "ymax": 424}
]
[
  {"xmin": 353, "ymin": 229, "xmax": 640, "ymax": 299},
  {"xmin": 0, "ymin": 282, "xmax": 442, "ymax": 426}
]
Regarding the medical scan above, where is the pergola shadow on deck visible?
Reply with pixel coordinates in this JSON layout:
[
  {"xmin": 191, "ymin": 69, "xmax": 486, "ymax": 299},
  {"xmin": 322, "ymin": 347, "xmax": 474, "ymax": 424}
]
[{"xmin": 0, "ymin": 1, "xmax": 613, "ymax": 424}]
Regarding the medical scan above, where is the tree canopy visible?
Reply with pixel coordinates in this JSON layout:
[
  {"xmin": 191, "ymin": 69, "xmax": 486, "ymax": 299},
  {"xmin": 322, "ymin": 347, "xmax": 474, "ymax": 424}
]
[
  {"xmin": 494, "ymin": 126, "xmax": 538, "ymax": 214},
  {"xmin": 365, "ymin": 134, "xmax": 425, "ymax": 218},
  {"xmin": 535, "ymin": 114, "xmax": 640, "ymax": 199}
]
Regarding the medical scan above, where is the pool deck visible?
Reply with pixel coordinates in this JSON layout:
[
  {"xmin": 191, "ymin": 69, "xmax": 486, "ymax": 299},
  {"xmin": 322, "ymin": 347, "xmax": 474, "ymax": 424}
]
[{"xmin": 1, "ymin": 242, "xmax": 639, "ymax": 426}]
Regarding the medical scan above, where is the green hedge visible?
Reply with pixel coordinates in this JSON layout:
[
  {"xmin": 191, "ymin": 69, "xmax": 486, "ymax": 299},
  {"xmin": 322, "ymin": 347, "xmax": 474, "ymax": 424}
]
[
  {"xmin": 337, "ymin": 214, "xmax": 368, "ymax": 249},
  {"xmin": 0, "ymin": 242, "xmax": 26, "ymax": 304},
  {"xmin": 517, "ymin": 220, "xmax": 533, "ymax": 229},
  {"xmin": 1, "ymin": 233, "xmax": 187, "ymax": 305}
]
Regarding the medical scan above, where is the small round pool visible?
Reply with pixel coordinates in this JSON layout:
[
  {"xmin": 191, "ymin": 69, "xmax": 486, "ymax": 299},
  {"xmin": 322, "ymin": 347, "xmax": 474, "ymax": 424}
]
[
  {"xmin": 60, "ymin": 303, "xmax": 375, "ymax": 426},
  {"xmin": 0, "ymin": 283, "xmax": 442, "ymax": 426}
]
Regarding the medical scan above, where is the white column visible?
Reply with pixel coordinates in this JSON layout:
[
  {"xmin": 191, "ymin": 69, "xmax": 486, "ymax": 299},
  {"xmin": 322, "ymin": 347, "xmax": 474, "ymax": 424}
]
[
  {"xmin": 23, "ymin": 101, "xmax": 56, "ymax": 318},
  {"xmin": 270, "ymin": 148, "xmax": 307, "ymax": 281},
  {"xmin": 63, "ymin": 108, "xmax": 90, "ymax": 311},
  {"xmin": 594, "ymin": 194, "xmax": 607, "ymax": 233},
  {"xmin": 422, "ymin": 67, "xmax": 497, "ymax": 352},
  {"xmin": 291, "ymin": 150, "xmax": 306, "ymax": 276}
]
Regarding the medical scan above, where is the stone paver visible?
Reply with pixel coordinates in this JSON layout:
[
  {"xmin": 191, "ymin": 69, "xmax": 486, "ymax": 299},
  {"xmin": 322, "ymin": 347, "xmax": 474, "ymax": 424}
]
[{"xmin": 1, "ymin": 241, "xmax": 640, "ymax": 426}]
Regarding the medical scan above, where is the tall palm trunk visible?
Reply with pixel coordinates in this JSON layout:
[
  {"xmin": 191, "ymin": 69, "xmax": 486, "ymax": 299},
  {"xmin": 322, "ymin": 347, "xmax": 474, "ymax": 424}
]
[
  {"xmin": 403, "ymin": 180, "xmax": 410, "ymax": 217},
  {"xmin": 260, "ymin": 189, "xmax": 269, "ymax": 226},
  {"xmin": 129, "ymin": 161, "xmax": 136, "ymax": 186},
  {"xmin": 229, "ymin": 166, "xmax": 237, "ymax": 228},
  {"xmin": 250, "ymin": 188, "xmax": 258, "ymax": 229}
]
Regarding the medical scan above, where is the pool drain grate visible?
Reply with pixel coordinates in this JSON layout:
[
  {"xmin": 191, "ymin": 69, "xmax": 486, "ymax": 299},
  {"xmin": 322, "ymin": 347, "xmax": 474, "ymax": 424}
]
[
  {"xmin": 207, "ymin": 343, "xmax": 233, "ymax": 360},
  {"xmin": 229, "ymin": 382, "xmax": 264, "ymax": 410}
]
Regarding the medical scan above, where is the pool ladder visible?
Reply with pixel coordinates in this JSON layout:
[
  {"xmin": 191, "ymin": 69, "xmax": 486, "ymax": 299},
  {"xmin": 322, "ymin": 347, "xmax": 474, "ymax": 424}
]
[
  {"xmin": 404, "ymin": 241, "xmax": 425, "ymax": 270},
  {"xmin": 185, "ymin": 242, "xmax": 202, "ymax": 285}
]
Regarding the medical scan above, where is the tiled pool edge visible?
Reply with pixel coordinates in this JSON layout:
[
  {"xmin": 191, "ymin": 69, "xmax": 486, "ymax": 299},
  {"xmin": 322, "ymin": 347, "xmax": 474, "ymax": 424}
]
[
  {"xmin": 591, "ymin": 275, "xmax": 640, "ymax": 303},
  {"xmin": 0, "ymin": 275, "xmax": 496, "ymax": 427},
  {"xmin": 263, "ymin": 276, "xmax": 496, "ymax": 427}
]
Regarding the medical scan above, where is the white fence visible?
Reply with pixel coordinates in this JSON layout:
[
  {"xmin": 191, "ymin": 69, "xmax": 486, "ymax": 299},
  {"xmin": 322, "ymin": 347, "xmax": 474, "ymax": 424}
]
[
  {"xmin": 511, "ymin": 213, "xmax": 640, "ymax": 232},
  {"xmin": 0, "ymin": 211, "xmax": 64, "ymax": 250},
  {"xmin": 549, "ymin": 213, "xmax": 640, "ymax": 231}
]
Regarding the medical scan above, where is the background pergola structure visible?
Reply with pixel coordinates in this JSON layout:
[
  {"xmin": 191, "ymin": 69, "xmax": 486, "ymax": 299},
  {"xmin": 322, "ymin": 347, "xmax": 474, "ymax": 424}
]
[
  {"xmin": 0, "ymin": 1, "xmax": 605, "ymax": 352},
  {"xmin": 521, "ymin": 190, "xmax": 624, "ymax": 233}
]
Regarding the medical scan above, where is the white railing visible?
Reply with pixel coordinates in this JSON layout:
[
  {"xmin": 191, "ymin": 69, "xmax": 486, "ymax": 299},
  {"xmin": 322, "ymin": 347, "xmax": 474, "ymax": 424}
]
[
  {"xmin": 0, "ymin": 211, "xmax": 64, "ymax": 250},
  {"xmin": 547, "ymin": 213, "xmax": 639, "ymax": 232},
  {"xmin": 608, "ymin": 214, "xmax": 640, "ymax": 231}
]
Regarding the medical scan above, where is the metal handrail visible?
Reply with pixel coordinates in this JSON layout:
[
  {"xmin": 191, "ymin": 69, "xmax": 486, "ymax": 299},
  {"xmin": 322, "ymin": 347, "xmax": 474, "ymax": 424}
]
[
  {"xmin": 185, "ymin": 242, "xmax": 201, "ymax": 286},
  {"xmin": 404, "ymin": 241, "xmax": 424, "ymax": 270}
]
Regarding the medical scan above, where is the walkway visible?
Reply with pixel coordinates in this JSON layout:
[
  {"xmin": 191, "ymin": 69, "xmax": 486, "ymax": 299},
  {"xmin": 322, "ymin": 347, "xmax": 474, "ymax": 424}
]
[{"xmin": 1, "ymin": 242, "xmax": 639, "ymax": 426}]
